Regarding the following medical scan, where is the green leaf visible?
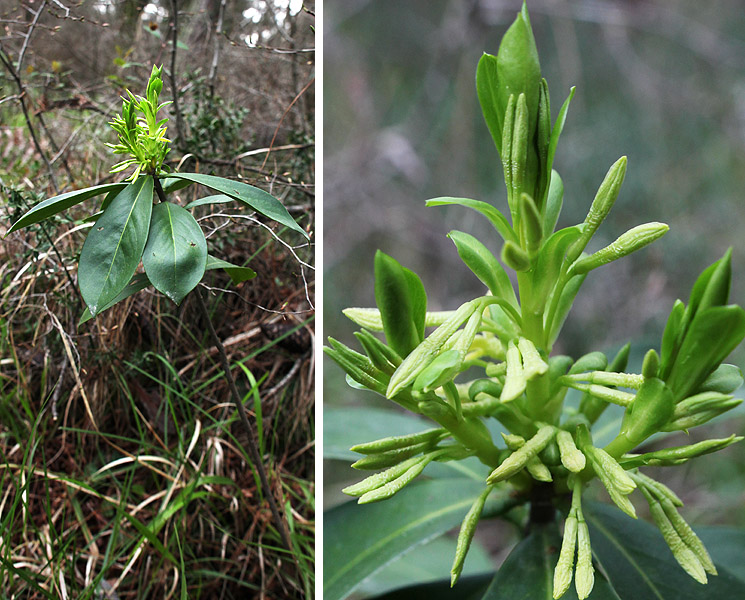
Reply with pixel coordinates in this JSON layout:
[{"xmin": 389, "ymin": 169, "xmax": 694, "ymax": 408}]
[
  {"xmin": 143, "ymin": 202, "xmax": 207, "ymax": 304},
  {"xmin": 545, "ymin": 88, "xmax": 576, "ymax": 196},
  {"xmin": 476, "ymin": 52, "xmax": 502, "ymax": 154},
  {"xmin": 161, "ymin": 177, "xmax": 193, "ymax": 194},
  {"xmin": 7, "ymin": 182, "xmax": 127, "ymax": 234},
  {"xmin": 323, "ymin": 479, "xmax": 514, "ymax": 600},
  {"xmin": 368, "ymin": 574, "xmax": 493, "ymax": 600},
  {"xmin": 666, "ymin": 305, "xmax": 745, "ymax": 402},
  {"xmin": 585, "ymin": 501, "xmax": 745, "ymax": 599},
  {"xmin": 543, "ymin": 170, "xmax": 564, "ymax": 238},
  {"xmin": 448, "ymin": 230, "xmax": 517, "ymax": 308},
  {"xmin": 79, "ymin": 177, "xmax": 154, "ymax": 315},
  {"xmin": 358, "ymin": 536, "xmax": 494, "ymax": 599},
  {"xmin": 531, "ymin": 225, "xmax": 583, "ymax": 310},
  {"xmin": 427, "ymin": 198, "xmax": 518, "ymax": 245},
  {"xmin": 184, "ymin": 194, "xmax": 235, "ymax": 210},
  {"xmin": 547, "ymin": 273, "xmax": 587, "ymax": 346},
  {"xmin": 78, "ymin": 272, "xmax": 151, "ymax": 325},
  {"xmin": 166, "ymin": 172, "xmax": 308, "ymax": 238},
  {"xmin": 375, "ymin": 250, "xmax": 427, "ymax": 358},
  {"xmin": 205, "ymin": 254, "xmax": 257, "ymax": 284}
]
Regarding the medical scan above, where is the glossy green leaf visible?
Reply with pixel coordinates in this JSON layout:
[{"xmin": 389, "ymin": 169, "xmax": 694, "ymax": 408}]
[
  {"xmin": 545, "ymin": 88, "xmax": 576, "ymax": 196},
  {"xmin": 374, "ymin": 250, "xmax": 427, "ymax": 358},
  {"xmin": 426, "ymin": 198, "xmax": 518, "ymax": 245},
  {"xmin": 166, "ymin": 172, "xmax": 308, "ymax": 238},
  {"xmin": 666, "ymin": 305, "xmax": 745, "ymax": 402},
  {"xmin": 585, "ymin": 501, "xmax": 745, "ymax": 599},
  {"xmin": 205, "ymin": 254, "xmax": 257, "ymax": 284},
  {"xmin": 697, "ymin": 363, "xmax": 743, "ymax": 395},
  {"xmin": 358, "ymin": 536, "xmax": 494, "ymax": 599},
  {"xmin": 143, "ymin": 202, "xmax": 207, "ymax": 305},
  {"xmin": 160, "ymin": 177, "xmax": 193, "ymax": 194},
  {"xmin": 369, "ymin": 574, "xmax": 492, "ymax": 600},
  {"xmin": 543, "ymin": 170, "xmax": 564, "ymax": 238},
  {"xmin": 547, "ymin": 274, "xmax": 587, "ymax": 346},
  {"xmin": 78, "ymin": 177, "xmax": 154, "ymax": 316},
  {"xmin": 479, "ymin": 523, "xmax": 616, "ymax": 600},
  {"xmin": 78, "ymin": 272, "xmax": 151, "ymax": 325},
  {"xmin": 448, "ymin": 230, "xmax": 517, "ymax": 308},
  {"xmin": 476, "ymin": 52, "xmax": 502, "ymax": 153},
  {"xmin": 184, "ymin": 194, "xmax": 234, "ymax": 210},
  {"xmin": 7, "ymin": 182, "xmax": 127, "ymax": 234},
  {"xmin": 324, "ymin": 479, "xmax": 514, "ymax": 600},
  {"xmin": 531, "ymin": 225, "xmax": 583, "ymax": 310}
]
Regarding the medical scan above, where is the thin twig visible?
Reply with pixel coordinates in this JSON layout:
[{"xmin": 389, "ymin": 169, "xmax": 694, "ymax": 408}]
[{"xmin": 208, "ymin": 0, "xmax": 227, "ymax": 99}]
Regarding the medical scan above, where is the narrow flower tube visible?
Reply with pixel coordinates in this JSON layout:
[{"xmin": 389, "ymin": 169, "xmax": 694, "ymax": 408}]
[
  {"xmin": 571, "ymin": 222, "xmax": 669, "ymax": 276},
  {"xmin": 501, "ymin": 340, "xmax": 527, "ymax": 402},
  {"xmin": 487, "ymin": 425, "xmax": 556, "ymax": 483},
  {"xmin": 451, "ymin": 485, "xmax": 494, "ymax": 586},
  {"xmin": 556, "ymin": 430, "xmax": 586, "ymax": 473}
]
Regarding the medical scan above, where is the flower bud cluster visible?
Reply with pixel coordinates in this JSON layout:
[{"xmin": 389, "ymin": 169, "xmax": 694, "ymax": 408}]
[{"xmin": 325, "ymin": 3, "xmax": 745, "ymax": 598}]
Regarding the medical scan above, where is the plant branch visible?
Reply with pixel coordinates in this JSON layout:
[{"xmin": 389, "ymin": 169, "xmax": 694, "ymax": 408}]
[
  {"xmin": 193, "ymin": 285, "xmax": 293, "ymax": 552},
  {"xmin": 208, "ymin": 0, "xmax": 227, "ymax": 99}
]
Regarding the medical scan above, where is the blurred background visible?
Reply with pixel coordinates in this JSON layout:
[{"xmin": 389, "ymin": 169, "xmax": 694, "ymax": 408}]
[{"xmin": 323, "ymin": 0, "xmax": 745, "ymax": 534}]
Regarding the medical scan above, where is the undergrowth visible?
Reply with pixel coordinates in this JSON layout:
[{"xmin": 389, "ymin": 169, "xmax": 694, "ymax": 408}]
[{"xmin": 0, "ymin": 156, "xmax": 314, "ymax": 598}]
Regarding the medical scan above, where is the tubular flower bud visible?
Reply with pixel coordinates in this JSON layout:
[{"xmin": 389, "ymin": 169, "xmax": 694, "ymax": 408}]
[
  {"xmin": 487, "ymin": 425, "xmax": 556, "ymax": 484},
  {"xmin": 571, "ymin": 222, "xmax": 669, "ymax": 276}
]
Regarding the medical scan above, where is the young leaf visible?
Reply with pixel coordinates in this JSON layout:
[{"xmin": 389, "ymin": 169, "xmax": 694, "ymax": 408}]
[
  {"xmin": 542, "ymin": 170, "xmax": 564, "ymax": 237},
  {"xmin": 448, "ymin": 230, "xmax": 518, "ymax": 308},
  {"xmin": 78, "ymin": 271, "xmax": 151, "ymax": 325},
  {"xmin": 427, "ymin": 197, "xmax": 518, "ymax": 245},
  {"xmin": 78, "ymin": 177, "xmax": 154, "ymax": 316},
  {"xmin": 143, "ymin": 201, "xmax": 208, "ymax": 304},
  {"xmin": 374, "ymin": 250, "xmax": 427, "ymax": 358},
  {"xmin": 666, "ymin": 305, "xmax": 745, "ymax": 402},
  {"xmin": 165, "ymin": 172, "xmax": 308, "ymax": 238},
  {"xmin": 205, "ymin": 254, "xmax": 257, "ymax": 284},
  {"xmin": 7, "ymin": 182, "xmax": 127, "ymax": 234},
  {"xmin": 184, "ymin": 194, "xmax": 235, "ymax": 210}
]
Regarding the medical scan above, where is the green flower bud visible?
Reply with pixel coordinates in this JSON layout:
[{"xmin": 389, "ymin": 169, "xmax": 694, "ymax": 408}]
[
  {"xmin": 387, "ymin": 300, "xmax": 480, "ymax": 398},
  {"xmin": 351, "ymin": 445, "xmax": 427, "ymax": 470},
  {"xmin": 342, "ymin": 455, "xmax": 424, "ymax": 497},
  {"xmin": 575, "ymin": 517, "xmax": 594, "ymax": 599},
  {"xmin": 357, "ymin": 452, "xmax": 441, "ymax": 504},
  {"xmin": 642, "ymin": 348, "xmax": 660, "ymax": 379},
  {"xmin": 501, "ymin": 340, "xmax": 527, "ymax": 402},
  {"xmin": 571, "ymin": 222, "xmax": 669, "ymax": 276},
  {"xmin": 451, "ymin": 485, "xmax": 494, "ymax": 586},
  {"xmin": 566, "ymin": 156, "xmax": 627, "ymax": 263},
  {"xmin": 511, "ymin": 93, "xmax": 529, "ymax": 211},
  {"xmin": 350, "ymin": 428, "xmax": 448, "ymax": 454},
  {"xmin": 664, "ymin": 391, "xmax": 742, "ymax": 431},
  {"xmin": 518, "ymin": 337, "xmax": 549, "ymax": 380},
  {"xmin": 487, "ymin": 425, "xmax": 556, "ymax": 484},
  {"xmin": 660, "ymin": 497, "xmax": 717, "ymax": 575},
  {"xmin": 642, "ymin": 488, "xmax": 708, "ymax": 584},
  {"xmin": 556, "ymin": 430, "xmax": 586, "ymax": 473},
  {"xmin": 519, "ymin": 193, "xmax": 543, "ymax": 255},
  {"xmin": 553, "ymin": 512, "xmax": 577, "ymax": 599},
  {"xmin": 501, "ymin": 240, "xmax": 531, "ymax": 272},
  {"xmin": 621, "ymin": 435, "xmax": 742, "ymax": 468}
]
